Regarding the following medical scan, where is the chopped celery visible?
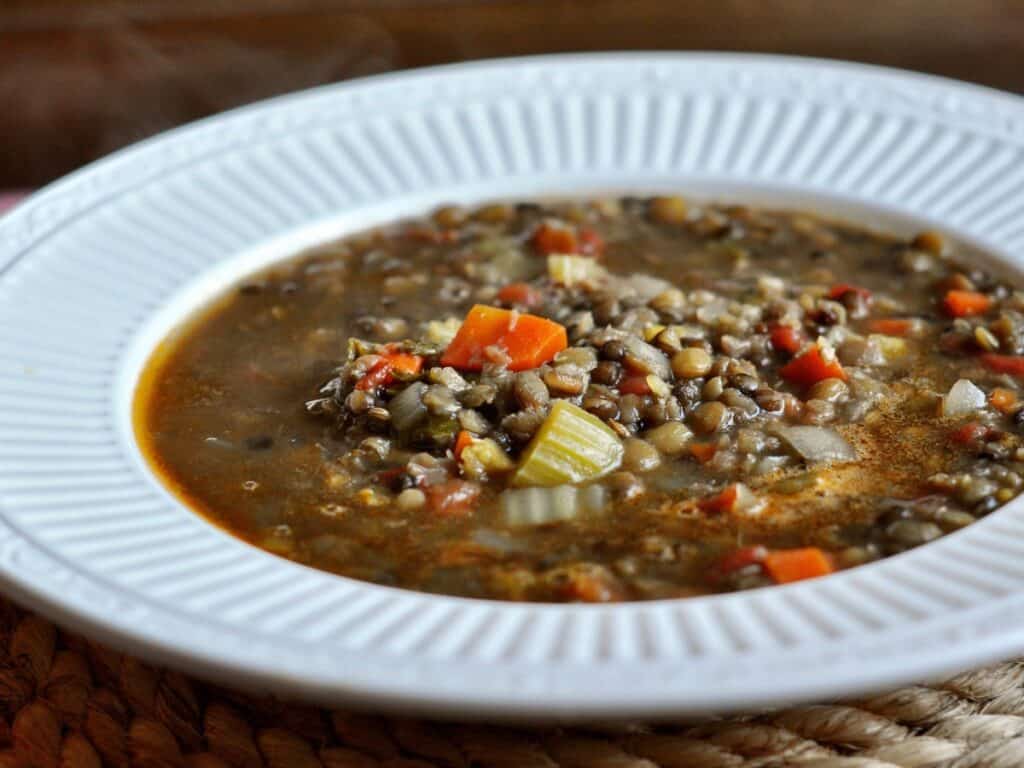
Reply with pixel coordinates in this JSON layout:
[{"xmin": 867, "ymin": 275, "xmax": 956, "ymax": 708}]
[
  {"xmin": 869, "ymin": 333, "xmax": 908, "ymax": 361},
  {"xmin": 512, "ymin": 400, "xmax": 623, "ymax": 487},
  {"xmin": 501, "ymin": 483, "xmax": 608, "ymax": 527},
  {"xmin": 547, "ymin": 254, "xmax": 606, "ymax": 287},
  {"xmin": 424, "ymin": 317, "xmax": 462, "ymax": 346},
  {"xmin": 459, "ymin": 437, "xmax": 515, "ymax": 479},
  {"xmin": 415, "ymin": 415, "xmax": 459, "ymax": 447}
]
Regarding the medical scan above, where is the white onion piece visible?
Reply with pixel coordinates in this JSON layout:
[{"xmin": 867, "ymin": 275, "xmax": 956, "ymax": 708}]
[
  {"xmin": 389, "ymin": 382, "xmax": 428, "ymax": 431},
  {"xmin": 773, "ymin": 425, "xmax": 857, "ymax": 464},
  {"xmin": 942, "ymin": 378, "xmax": 986, "ymax": 418},
  {"xmin": 618, "ymin": 273, "xmax": 675, "ymax": 301},
  {"xmin": 731, "ymin": 483, "xmax": 768, "ymax": 518},
  {"xmin": 501, "ymin": 484, "xmax": 607, "ymax": 527}
]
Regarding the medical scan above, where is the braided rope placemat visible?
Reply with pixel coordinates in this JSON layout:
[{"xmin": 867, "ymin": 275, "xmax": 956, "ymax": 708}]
[{"xmin": 0, "ymin": 598, "xmax": 1021, "ymax": 768}]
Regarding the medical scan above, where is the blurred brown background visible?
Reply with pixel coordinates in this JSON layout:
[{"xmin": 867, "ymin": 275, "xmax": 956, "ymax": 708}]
[{"xmin": 3, "ymin": 0, "xmax": 1023, "ymax": 187}]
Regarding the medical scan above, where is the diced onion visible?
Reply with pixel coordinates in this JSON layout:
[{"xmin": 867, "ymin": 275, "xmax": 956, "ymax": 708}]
[
  {"xmin": 773, "ymin": 425, "xmax": 857, "ymax": 464},
  {"xmin": 942, "ymin": 378, "xmax": 986, "ymax": 417},
  {"xmin": 471, "ymin": 528, "xmax": 529, "ymax": 553},
  {"xmin": 619, "ymin": 273, "xmax": 675, "ymax": 301},
  {"xmin": 388, "ymin": 382, "xmax": 428, "ymax": 431}
]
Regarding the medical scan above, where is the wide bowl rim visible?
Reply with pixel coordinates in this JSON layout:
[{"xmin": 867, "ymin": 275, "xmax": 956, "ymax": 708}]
[{"xmin": 5, "ymin": 51, "xmax": 1024, "ymax": 719}]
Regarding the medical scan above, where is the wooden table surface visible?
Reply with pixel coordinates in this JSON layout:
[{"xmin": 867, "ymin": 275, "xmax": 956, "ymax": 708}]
[{"xmin": 2, "ymin": 0, "xmax": 1023, "ymax": 185}]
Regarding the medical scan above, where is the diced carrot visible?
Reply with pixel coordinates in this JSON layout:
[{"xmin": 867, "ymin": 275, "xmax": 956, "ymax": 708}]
[
  {"xmin": 980, "ymin": 353, "xmax": 1024, "ymax": 376},
  {"xmin": 453, "ymin": 430, "xmax": 475, "ymax": 461},
  {"xmin": 355, "ymin": 352, "xmax": 424, "ymax": 391},
  {"xmin": 388, "ymin": 353, "xmax": 422, "ymax": 375},
  {"xmin": 770, "ymin": 325, "xmax": 804, "ymax": 355},
  {"xmin": 714, "ymin": 545, "xmax": 767, "ymax": 576},
  {"xmin": 619, "ymin": 374, "xmax": 652, "ymax": 395},
  {"xmin": 942, "ymin": 290, "xmax": 992, "ymax": 318},
  {"xmin": 531, "ymin": 221, "xmax": 578, "ymax": 255},
  {"xmin": 763, "ymin": 547, "xmax": 834, "ymax": 584},
  {"xmin": 951, "ymin": 421, "xmax": 993, "ymax": 445},
  {"xmin": 698, "ymin": 484, "xmax": 740, "ymax": 514},
  {"xmin": 828, "ymin": 283, "xmax": 872, "ymax": 301},
  {"xmin": 496, "ymin": 282, "xmax": 543, "ymax": 309},
  {"xmin": 689, "ymin": 443, "xmax": 718, "ymax": 463},
  {"xmin": 867, "ymin": 318, "xmax": 916, "ymax": 336},
  {"xmin": 423, "ymin": 479, "xmax": 481, "ymax": 518},
  {"xmin": 990, "ymin": 387, "xmax": 1018, "ymax": 414},
  {"xmin": 578, "ymin": 227, "xmax": 605, "ymax": 257},
  {"xmin": 441, "ymin": 305, "xmax": 568, "ymax": 372},
  {"xmin": 780, "ymin": 345, "xmax": 846, "ymax": 387}
]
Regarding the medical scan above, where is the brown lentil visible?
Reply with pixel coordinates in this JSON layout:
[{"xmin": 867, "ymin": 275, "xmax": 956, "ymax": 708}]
[
  {"xmin": 622, "ymin": 438, "xmax": 662, "ymax": 473},
  {"xmin": 691, "ymin": 401, "xmax": 729, "ymax": 434},
  {"xmin": 672, "ymin": 347, "xmax": 713, "ymax": 378},
  {"xmin": 648, "ymin": 196, "xmax": 688, "ymax": 225}
]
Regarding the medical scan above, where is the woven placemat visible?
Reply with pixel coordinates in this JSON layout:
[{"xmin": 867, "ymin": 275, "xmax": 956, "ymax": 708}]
[{"xmin": 0, "ymin": 598, "xmax": 1021, "ymax": 768}]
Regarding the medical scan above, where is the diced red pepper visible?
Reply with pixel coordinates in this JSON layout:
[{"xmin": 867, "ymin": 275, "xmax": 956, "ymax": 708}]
[
  {"xmin": 578, "ymin": 227, "xmax": 605, "ymax": 257},
  {"xmin": 496, "ymin": 282, "xmax": 543, "ymax": 309},
  {"xmin": 715, "ymin": 546, "xmax": 767, "ymax": 576},
  {"xmin": 770, "ymin": 325, "xmax": 804, "ymax": 356},
  {"xmin": 423, "ymin": 479, "xmax": 481, "ymax": 518},
  {"xmin": 980, "ymin": 354, "xmax": 1024, "ymax": 376},
  {"xmin": 780, "ymin": 345, "xmax": 846, "ymax": 387},
  {"xmin": 355, "ymin": 352, "xmax": 424, "ymax": 391},
  {"xmin": 951, "ymin": 421, "xmax": 993, "ymax": 445},
  {"xmin": 698, "ymin": 484, "xmax": 740, "ymax": 514},
  {"xmin": 618, "ymin": 374, "xmax": 652, "ymax": 395},
  {"xmin": 531, "ymin": 221, "xmax": 578, "ymax": 255},
  {"xmin": 828, "ymin": 283, "xmax": 872, "ymax": 302},
  {"xmin": 942, "ymin": 290, "xmax": 992, "ymax": 318},
  {"xmin": 441, "ymin": 305, "xmax": 568, "ymax": 372}
]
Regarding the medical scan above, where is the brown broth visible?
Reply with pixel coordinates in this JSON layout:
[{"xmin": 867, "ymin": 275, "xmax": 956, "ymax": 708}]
[{"xmin": 135, "ymin": 198, "xmax": 1024, "ymax": 601}]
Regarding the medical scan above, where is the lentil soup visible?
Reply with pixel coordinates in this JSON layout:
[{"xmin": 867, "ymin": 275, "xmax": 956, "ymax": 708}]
[{"xmin": 135, "ymin": 197, "xmax": 1024, "ymax": 602}]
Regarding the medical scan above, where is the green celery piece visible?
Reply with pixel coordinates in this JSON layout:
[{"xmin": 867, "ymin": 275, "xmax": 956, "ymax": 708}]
[{"xmin": 512, "ymin": 400, "xmax": 623, "ymax": 487}]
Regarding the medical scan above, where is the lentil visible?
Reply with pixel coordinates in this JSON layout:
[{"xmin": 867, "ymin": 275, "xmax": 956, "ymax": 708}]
[
  {"xmin": 672, "ymin": 347, "xmax": 713, "ymax": 379},
  {"xmin": 692, "ymin": 401, "xmax": 729, "ymax": 434},
  {"xmin": 648, "ymin": 196, "xmax": 688, "ymax": 225},
  {"xmin": 622, "ymin": 438, "xmax": 662, "ymax": 473},
  {"xmin": 644, "ymin": 422, "xmax": 693, "ymax": 456}
]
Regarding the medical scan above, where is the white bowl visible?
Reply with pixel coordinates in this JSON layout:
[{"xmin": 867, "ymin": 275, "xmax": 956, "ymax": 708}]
[{"xmin": 4, "ymin": 53, "xmax": 1024, "ymax": 720}]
